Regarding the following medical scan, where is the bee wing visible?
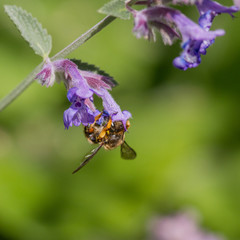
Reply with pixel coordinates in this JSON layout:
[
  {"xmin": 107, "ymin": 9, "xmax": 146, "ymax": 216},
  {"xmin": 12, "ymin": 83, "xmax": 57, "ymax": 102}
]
[
  {"xmin": 72, "ymin": 144, "xmax": 103, "ymax": 174},
  {"xmin": 120, "ymin": 141, "xmax": 137, "ymax": 160}
]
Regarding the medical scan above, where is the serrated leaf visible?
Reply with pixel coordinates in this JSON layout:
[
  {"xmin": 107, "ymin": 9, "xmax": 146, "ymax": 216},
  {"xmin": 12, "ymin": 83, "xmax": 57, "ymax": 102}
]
[
  {"xmin": 98, "ymin": 0, "xmax": 131, "ymax": 20},
  {"xmin": 4, "ymin": 5, "xmax": 52, "ymax": 59},
  {"xmin": 71, "ymin": 59, "xmax": 118, "ymax": 88}
]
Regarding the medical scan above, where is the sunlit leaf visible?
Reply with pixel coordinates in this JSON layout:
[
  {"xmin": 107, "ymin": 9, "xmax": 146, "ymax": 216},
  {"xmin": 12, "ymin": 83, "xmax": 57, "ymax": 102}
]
[{"xmin": 4, "ymin": 5, "xmax": 52, "ymax": 59}]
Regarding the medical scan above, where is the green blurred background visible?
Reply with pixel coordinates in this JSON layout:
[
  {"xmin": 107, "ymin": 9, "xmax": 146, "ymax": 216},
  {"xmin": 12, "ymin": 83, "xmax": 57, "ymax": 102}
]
[{"xmin": 1, "ymin": 0, "xmax": 240, "ymax": 239}]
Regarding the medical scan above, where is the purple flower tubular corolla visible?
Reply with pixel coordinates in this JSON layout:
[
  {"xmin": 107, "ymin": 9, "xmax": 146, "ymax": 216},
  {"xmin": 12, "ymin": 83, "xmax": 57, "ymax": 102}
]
[
  {"xmin": 171, "ymin": 8, "xmax": 224, "ymax": 70},
  {"xmin": 36, "ymin": 59, "xmax": 132, "ymax": 129},
  {"xmin": 131, "ymin": 8, "xmax": 181, "ymax": 42},
  {"xmin": 196, "ymin": 0, "xmax": 239, "ymax": 55},
  {"xmin": 169, "ymin": 10, "xmax": 224, "ymax": 69},
  {"xmin": 151, "ymin": 21, "xmax": 181, "ymax": 45},
  {"xmin": 54, "ymin": 59, "xmax": 93, "ymax": 99},
  {"xmin": 133, "ymin": 11, "xmax": 155, "ymax": 40},
  {"xmin": 197, "ymin": 0, "xmax": 239, "ymax": 20},
  {"xmin": 129, "ymin": 6, "xmax": 225, "ymax": 70},
  {"xmin": 131, "ymin": 6, "xmax": 225, "ymax": 41},
  {"xmin": 80, "ymin": 70, "xmax": 112, "ymax": 96},
  {"xmin": 99, "ymin": 88, "xmax": 132, "ymax": 130}
]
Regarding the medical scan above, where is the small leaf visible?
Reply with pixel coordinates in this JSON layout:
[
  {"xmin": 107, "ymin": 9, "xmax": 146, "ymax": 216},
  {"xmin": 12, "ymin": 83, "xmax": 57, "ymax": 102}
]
[
  {"xmin": 4, "ymin": 5, "xmax": 52, "ymax": 59},
  {"xmin": 98, "ymin": 0, "xmax": 131, "ymax": 20},
  {"xmin": 71, "ymin": 59, "xmax": 118, "ymax": 88}
]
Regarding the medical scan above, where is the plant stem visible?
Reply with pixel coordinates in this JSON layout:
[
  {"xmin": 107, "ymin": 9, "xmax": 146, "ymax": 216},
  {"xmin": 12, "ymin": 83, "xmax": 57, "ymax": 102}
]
[{"xmin": 0, "ymin": 15, "xmax": 116, "ymax": 112}]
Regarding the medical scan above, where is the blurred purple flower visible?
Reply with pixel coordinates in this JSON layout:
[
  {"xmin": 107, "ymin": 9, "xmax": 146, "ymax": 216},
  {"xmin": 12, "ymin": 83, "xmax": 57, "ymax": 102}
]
[
  {"xmin": 127, "ymin": 1, "xmax": 239, "ymax": 70},
  {"xmin": 149, "ymin": 212, "xmax": 225, "ymax": 240},
  {"xmin": 170, "ymin": 7, "xmax": 225, "ymax": 69},
  {"xmin": 128, "ymin": 6, "xmax": 181, "ymax": 43},
  {"xmin": 196, "ymin": 0, "xmax": 239, "ymax": 55},
  {"xmin": 127, "ymin": 5, "xmax": 224, "ymax": 70},
  {"xmin": 197, "ymin": 0, "xmax": 239, "ymax": 23}
]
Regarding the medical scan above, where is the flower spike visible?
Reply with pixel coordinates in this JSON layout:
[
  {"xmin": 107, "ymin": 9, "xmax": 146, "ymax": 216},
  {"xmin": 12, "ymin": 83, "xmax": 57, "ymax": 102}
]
[{"xmin": 36, "ymin": 58, "xmax": 132, "ymax": 130}]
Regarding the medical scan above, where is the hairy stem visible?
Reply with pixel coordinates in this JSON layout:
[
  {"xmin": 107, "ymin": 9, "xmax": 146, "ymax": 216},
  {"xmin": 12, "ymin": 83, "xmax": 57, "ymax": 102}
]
[{"xmin": 0, "ymin": 15, "xmax": 116, "ymax": 112}]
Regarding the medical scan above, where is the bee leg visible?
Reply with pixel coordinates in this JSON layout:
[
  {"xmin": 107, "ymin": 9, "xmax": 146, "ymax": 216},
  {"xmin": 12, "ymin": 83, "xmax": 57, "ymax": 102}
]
[
  {"xmin": 106, "ymin": 118, "xmax": 112, "ymax": 129},
  {"xmin": 94, "ymin": 112, "xmax": 103, "ymax": 121},
  {"xmin": 98, "ymin": 129, "xmax": 106, "ymax": 139},
  {"xmin": 97, "ymin": 118, "xmax": 112, "ymax": 141},
  {"xmin": 88, "ymin": 127, "xmax": 94, "ymax": 133}
]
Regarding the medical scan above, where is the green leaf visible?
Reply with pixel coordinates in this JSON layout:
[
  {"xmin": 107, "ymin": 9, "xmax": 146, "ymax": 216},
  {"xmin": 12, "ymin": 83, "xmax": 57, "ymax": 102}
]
[
  {"xmin": 4, "ymin": 5, "xmax": 52, "ymax": 59},
  {"xmin": 98, "ymin": 0, "xmax": 131, "ymax": 20},
  {"xmin": 70, "ymin": 59, "xmax": 118, "ymax": 88}
]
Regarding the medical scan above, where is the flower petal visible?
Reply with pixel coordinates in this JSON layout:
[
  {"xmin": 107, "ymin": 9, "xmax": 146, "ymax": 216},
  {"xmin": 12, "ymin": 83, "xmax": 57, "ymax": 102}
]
[
  {"xmin": 63, "ymin": 107, "xmax": 78, "ymax": 129},
  {"xmin": 196, "ymin": 0, "xmax": 239, "ymax": 31},
  {"xmin": 80, "ymin": 70, "xmax": 116, "ymax": 89},
  {"xmin": 99, "ymin": 88, "xmax": 132, "ymax": 129},
  {"xmin": 35, "ymin": 60, "xmax": 55, "ymax": 87},
  {"xmin": 53, "ymin": 59, "xmax": 93, "ymax": 98},
  {"xmin": 64, "ymin": 89, "xmax": 96, "ymax": 129}
]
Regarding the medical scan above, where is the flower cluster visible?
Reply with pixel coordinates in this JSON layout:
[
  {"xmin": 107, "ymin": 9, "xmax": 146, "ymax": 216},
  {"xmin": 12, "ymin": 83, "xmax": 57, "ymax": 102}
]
[
  {"xmin": 126, "ymin": 0, "xmax": 239, "ymax": 70},
  {"xmin": 36, "ymin": 59, "xmax": 131, "ymax": 129}
]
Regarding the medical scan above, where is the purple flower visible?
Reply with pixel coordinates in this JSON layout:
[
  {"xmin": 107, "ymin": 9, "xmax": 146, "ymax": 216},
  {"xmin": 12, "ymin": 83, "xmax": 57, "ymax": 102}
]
[
  {"xmin": 99, "ymin": 88, "xmax": 132, "ymax": 129},
  {"xmin": 36, "ymin": 59, "xmax": 114, "ymax": 95},
  {"xmin": 171, "ymin": 7, "xmax": 225, "ymax": 69},
  {"xmin": 129, "ymin": 6, "xmax": 181, "ymax": 43},
  {"xmin": 36, "ymin": 59, "xmax": 132, "ymax": 130},
  {"xmin": 35, "ymin": 60, "xmax": 55, "ymax": 87},
  {"xmin": 129, "ymin": 6, "xmax": 224, "ymax": 41},
  {"xmin": 173, "ymin": 40, "xmax": 202, "ymax": 69},
  {"xmin": 132, "ymin": 10, "xmax": 155, "ymax": 40},
  {"xmin": 195, "ymin": 0, "xmax": 239, "ymax": 55},
  {"xmin": 80, "ymin": 70, "xmax": 113, "ymax": 96},
  {"xmin": 128, "ymin": 6, "xmax": 225, "ymax": 70},
  {"xmin": 170, "ymin": 8, "xmax": 224, "ymax": 69},
  {"xmin": 63, "ymin": 88, "xmax": 96, "ymax": 129},
  {"xmin": 127, "ymin": 1, "xmax": 238, "ymax": 70},
  {"xmin": 197, "ymin": 0, "xmax": 239, "ymax": 24},
  {"xmin": 54, "ymin": 59, "xmax": 94, "ymax": 98},
  {"xmin": 64, "ymin": 86, "xmax": 131, "ymax": 130}
]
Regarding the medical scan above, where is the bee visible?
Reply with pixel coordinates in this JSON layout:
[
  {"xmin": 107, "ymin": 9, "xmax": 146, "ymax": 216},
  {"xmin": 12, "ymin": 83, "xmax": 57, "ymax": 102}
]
[{"xmin": 72, "ymin": 110, "xmax": 136, "ymax": 173}]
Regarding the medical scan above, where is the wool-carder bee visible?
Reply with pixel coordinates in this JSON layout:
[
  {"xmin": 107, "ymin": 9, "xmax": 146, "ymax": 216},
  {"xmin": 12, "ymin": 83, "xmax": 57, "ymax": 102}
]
[{"xmin": 72, "ymin": 111, "xmax": 136, "ymax": 173}]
